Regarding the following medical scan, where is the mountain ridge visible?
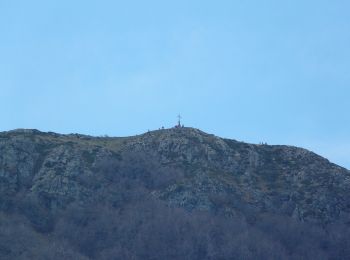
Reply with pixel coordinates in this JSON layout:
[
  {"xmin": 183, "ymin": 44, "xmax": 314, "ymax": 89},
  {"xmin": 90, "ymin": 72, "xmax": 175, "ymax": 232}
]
[
  {"xmin": 1, "ymin": 127, "xmax": 349, "ymax": 223},
  {"xmin": 1, "ymin": 127, "xmax": 350, "ymax": 259}
]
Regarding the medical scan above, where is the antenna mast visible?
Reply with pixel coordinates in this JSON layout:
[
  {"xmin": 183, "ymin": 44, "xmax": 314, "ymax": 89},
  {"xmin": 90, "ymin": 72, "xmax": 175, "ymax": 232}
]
[{"xmin": 177, "ymin": 114, "xmax": 182, "ymax": 127}]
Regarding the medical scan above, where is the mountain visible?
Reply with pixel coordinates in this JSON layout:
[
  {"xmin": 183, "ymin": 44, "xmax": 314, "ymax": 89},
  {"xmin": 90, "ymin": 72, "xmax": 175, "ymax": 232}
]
[{"xmin": 0, "ymin": 128, "xmax": 349, "ymax": 259}]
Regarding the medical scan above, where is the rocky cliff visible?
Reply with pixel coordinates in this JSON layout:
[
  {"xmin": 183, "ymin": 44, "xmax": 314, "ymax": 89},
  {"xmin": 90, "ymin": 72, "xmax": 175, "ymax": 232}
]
[{"xmin": 1, "ymin": 127, "xmax": 349, "ymax": 226}]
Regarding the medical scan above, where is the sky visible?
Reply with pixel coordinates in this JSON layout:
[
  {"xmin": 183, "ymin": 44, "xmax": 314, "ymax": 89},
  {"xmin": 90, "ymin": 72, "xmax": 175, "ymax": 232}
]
[{"xmin": 1, "ymin": 0, "xmax": 349, "ymax": 168}]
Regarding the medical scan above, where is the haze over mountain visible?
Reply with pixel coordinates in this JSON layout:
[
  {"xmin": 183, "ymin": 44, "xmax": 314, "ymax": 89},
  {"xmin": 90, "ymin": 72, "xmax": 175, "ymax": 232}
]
[{"xmin": 0, "ymin": 127, "xmax": 349, "ymax": 259}]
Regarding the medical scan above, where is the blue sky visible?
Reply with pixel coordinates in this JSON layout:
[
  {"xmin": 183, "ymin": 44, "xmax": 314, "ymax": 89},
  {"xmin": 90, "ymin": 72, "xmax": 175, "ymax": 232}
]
[{"xmin": 1, "ymin": 0, "xmax": 349, "ymax": 168}]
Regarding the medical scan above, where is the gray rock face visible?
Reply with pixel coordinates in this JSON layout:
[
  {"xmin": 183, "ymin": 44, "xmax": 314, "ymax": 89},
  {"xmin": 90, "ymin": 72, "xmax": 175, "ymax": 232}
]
[{"xmin": 0, "ymin": 128, "xmax": 349, "ymax": 225}]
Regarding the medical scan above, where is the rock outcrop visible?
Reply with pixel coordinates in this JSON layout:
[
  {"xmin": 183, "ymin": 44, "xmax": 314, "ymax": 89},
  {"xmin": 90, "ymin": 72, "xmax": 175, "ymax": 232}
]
[{"xmin": 1, "ymin": 127, "xmax": 349, "ymax": 226}]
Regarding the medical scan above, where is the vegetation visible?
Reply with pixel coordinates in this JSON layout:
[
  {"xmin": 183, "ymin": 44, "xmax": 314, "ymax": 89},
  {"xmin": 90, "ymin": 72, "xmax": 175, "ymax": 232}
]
[{"xmin": 1, "ymin": 128, "xmax": 350, "ymax": 259}]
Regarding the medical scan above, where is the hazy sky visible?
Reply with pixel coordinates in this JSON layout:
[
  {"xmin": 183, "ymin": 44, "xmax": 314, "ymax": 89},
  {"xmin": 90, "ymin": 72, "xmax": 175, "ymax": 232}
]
[{"xmin": 1, "ymin": 0, "xmax": 349, "ymax": 168}]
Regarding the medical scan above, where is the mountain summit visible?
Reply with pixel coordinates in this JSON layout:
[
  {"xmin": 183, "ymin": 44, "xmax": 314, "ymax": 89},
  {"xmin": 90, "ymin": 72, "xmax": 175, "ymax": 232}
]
[{"xmin": 0, "ymin": 128, "xmax": 349, "ymax": 259}]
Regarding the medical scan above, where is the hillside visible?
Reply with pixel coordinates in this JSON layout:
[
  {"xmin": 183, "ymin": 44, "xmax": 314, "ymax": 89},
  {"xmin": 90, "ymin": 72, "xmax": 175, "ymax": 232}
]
[{"xmin": 0, "ymin": 128, "xmax": 349, "ymax": 259}]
